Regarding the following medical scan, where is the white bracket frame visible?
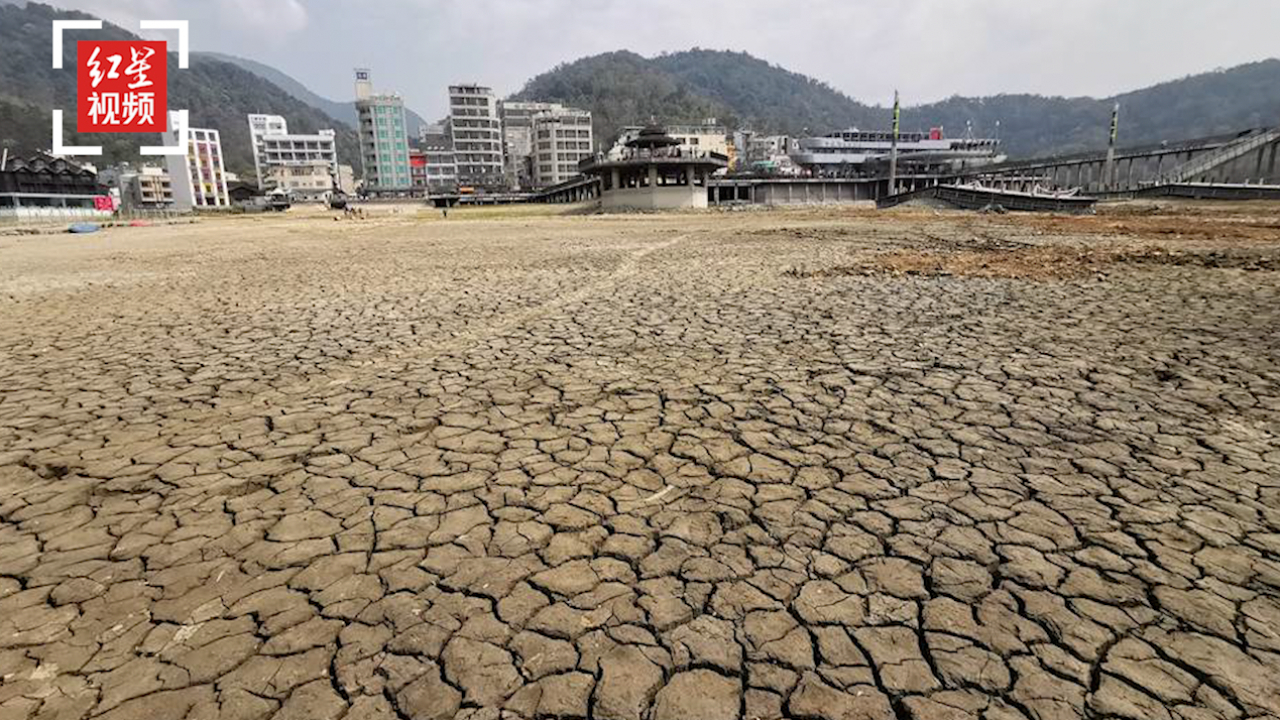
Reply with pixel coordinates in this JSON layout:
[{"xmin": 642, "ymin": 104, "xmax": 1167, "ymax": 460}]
[
  {"xmin": 138, "ymin": 20, "xmax": 189, "ymax": 69},
  {"xmin": 141, "ymin": 110, "xmax": 189, "ymax": 156},
  {"xmin": 49, "ymin": 19, "xmax": 191, "ymax": 157},
  {"xmin": 51, "ymin": 19, "xmax": 101, "ymax": 69}
]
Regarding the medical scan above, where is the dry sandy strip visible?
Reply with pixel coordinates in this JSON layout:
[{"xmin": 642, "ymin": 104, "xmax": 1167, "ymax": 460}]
[{"xmin": 1, "ymin": 203, "xmax": 1279, "ymax": 720}]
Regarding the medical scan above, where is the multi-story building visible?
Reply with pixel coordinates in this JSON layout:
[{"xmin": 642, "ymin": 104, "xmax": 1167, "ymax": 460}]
[
  {"xmin": 263, "ymin": 162, "xmax": 335, "ymax": 201},
  {"xmin": 733, "ymin": 133, "xmax": 799, "ymax": 174},
  {"xmin": 754, "ymin": 135, "xmax": 794, "ymax": 159},
  {"xmin": 261, "ymin": 131, "xmax": 338, "ymax": 187},
  {"xmin": 668, "ymin": 122, "xmax": 731, "ymax": 157},
  {"xmin": 337, "ymin": 165, "xmax": 356, "ymax": 197},
  {"xmin": 500, "ymin": 101, "xmax": 562, "ymax": 190},
  {"xmin": 532, "ymin": 107, "xmax": 594, "ymax": 188},
  {"xmin": 355, "ymin": 68, "xmax": 412, "ymax": 194},
  {"xmin": 0, "ymin": 152, "xmax": 106, "ymax": 219},
  {"xmin": 419, "ymin": 123, "xmax": 458, "ymax": 193},
  {"xmin": 247, "ymin": 113, "xmax": 339, "ymax": 192},
  {"xmin": 164, "ymin": 126, "xmax": 230, "ymax": 209},
  {"xmin": 409, "ymin": 149, "xmax": 429, "ymax": 193},
  {"xmin": 120, "ymin": 165, "xmax": 173, "ymax": 208},
  {"xmin": 247, "ymin": 113, "xmax": 287, "ymax": 187},
  {"xmin": 449, "ymin": 84, "xmax": 504, "ymax": 189}
]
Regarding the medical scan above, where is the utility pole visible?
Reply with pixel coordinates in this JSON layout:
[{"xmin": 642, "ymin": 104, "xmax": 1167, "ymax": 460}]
[
  {"xmin": 888, "ymin": 90, "xmax": 900, "ymax": 196},
  {"xmin": 1104, "ymin": 102, "xmax": 1120, "ymax": 190}
]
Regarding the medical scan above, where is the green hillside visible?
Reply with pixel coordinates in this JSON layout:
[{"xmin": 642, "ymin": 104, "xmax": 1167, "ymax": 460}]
[
  {"xmin": 0, "ymin": 2, "xmax": 361, "ymax": 178},
  {"xmin": 195, "ymin": 51, "xmax": 432, "ymax": 137}
]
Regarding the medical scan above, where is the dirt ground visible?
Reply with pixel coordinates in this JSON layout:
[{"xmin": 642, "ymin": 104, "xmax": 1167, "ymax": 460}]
[{"xmin": 1, "ymin": 201, "xmax": 1279, "ymax": 720}]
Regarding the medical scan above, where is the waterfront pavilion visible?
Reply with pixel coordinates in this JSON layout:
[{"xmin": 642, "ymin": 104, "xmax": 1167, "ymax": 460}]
[{"xmin": 581, "ymin": 125, "xmax": 728, "ymax": 211}]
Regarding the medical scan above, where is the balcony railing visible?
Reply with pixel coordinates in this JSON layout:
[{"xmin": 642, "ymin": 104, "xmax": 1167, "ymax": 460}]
[{"xmin": 579, "ymin": 149, "xmax": 729, "ymax": 170}]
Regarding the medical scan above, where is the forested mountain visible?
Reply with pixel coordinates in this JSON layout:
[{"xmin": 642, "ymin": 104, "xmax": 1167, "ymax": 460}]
[
  {"xmin": 196, "ymin": 51, "xmax": 431, "ymax": 137},
  {"xmin": 514, "ymin": 49, "xmax": 1280, "ymax": 157},
  {"xmin": 510, "ymin": 51, "xmax": 740, "ymax": 150},
  {"xmin": 649, "ymin": 50, "xmax": 881, "ymax": 136},
  {"xmin": 0, "ymin": 2, "xmax": 360, "ymax": 177}
]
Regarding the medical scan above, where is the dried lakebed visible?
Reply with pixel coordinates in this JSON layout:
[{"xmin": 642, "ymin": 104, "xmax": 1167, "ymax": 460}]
[{"xmin": 1, "ymin": 205, "xmax": 1279, "ymax": 720}]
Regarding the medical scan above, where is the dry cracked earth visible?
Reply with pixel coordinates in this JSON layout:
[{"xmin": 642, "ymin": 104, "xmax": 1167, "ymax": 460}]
[{"xmin": 1, "ymin": 204, "xmax": 1279, "ymax": 720}]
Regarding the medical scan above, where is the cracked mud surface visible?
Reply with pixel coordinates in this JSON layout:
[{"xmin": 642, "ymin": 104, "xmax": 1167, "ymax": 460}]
[{"xmin": 2, "ymin": 204, "xmax": 1279, "ymax": 720}]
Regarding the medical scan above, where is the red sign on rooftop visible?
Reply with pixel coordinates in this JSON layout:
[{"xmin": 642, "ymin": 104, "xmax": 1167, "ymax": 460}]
[{"xmin": 76, "ymin": 40, "xmax": 167, "ymax": 133}]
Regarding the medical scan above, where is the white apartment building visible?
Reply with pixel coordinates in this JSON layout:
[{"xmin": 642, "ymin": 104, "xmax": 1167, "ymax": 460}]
[
  {"xmin": 164, "ymin": 126, "xmax": 230, "ymax": 210},
  {"xmin": 449, "ymin": 84, "xmax": 504, "ymax": 189},
  {"xmin": 247, "ymin": 113, "xmax": 339, "ymax": 191},
  {"xmin": 247, "ymin": 113, "xmax": 286, "ymax": 187},
  {"xmin": 611, "ymin": 120, "xmax": 730, "ymax": 161},
  {"xmin": 532, "ymin": 108, "xmax": 594, "ymax": 188},
  {"xmin": 264, "ymin": 163, "xmax": 335, "ymax": 201}
]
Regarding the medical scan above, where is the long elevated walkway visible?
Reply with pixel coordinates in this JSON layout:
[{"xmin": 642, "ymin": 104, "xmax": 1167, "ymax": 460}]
[{"xmin": 960, "ymin": 127, "xmax": 1280, "ymax": 192}]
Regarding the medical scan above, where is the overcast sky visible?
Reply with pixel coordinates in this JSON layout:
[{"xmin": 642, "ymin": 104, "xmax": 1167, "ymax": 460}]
[{"xmin": 49, "ymin": 0, "xmax": 1280, "ymax": 120}]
